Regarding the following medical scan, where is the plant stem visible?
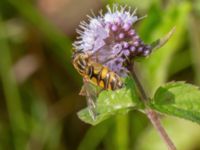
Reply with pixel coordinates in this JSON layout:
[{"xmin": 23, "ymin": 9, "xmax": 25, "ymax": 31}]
[
  {"xmin": 128, "ymin": 64, "xmax": 176, "ymax": 150},
  {"xmin": 146, "ymin": 109, "xmax": 176, "ymax": 150}
]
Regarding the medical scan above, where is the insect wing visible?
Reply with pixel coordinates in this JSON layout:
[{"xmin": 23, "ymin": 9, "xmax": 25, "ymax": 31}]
[
  {"xmin": 80, "ymin": 80, "xmax": 100, "ymax": 120},
  {"xmin": 86, "ymin": 46, "xmax": 123, "ymax": 65}
]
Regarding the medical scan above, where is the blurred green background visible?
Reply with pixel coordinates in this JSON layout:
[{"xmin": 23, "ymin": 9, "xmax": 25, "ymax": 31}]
[{"xmin": 0, "ymin": 0, "xmax": 200, "ymax": 150}]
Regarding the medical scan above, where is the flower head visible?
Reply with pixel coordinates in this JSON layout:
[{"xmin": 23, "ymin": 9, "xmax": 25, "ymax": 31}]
[{"xmin": 73, "ymin": 4, "xmax": 152, "ymax": 77}]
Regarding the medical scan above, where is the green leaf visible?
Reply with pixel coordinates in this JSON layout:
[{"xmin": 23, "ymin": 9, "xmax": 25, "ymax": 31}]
[
  {"xmin": 78, "ymin": 77, "xmax": 141, "ymax": 125},
  {"xmin": 135, "ymin": 27, "xmax": 175, "ymax": 62},
  {"xmin": 150, "ymin": 82, "xmax": 200, "ymax": 124},
  {"xmin": 150, "ymin": 27, "xmax": 175, "ymax": 51}
]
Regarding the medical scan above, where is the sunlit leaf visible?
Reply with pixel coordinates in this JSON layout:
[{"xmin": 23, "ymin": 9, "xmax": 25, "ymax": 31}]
[
  {"xmin": 78, "ymin": 77, "xmax": 141, "ymax": 125},
  {"xmin": 150, "ymin": 82, "xmax": 200, "ymax": 124}
]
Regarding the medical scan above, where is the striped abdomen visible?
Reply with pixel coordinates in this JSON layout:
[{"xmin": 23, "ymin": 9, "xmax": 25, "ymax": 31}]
[{"xmin": 87, "ymin": 64, "xmax": 123, "ymax": 90}]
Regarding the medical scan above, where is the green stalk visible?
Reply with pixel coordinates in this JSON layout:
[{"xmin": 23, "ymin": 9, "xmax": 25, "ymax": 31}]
[
  {"xmin": 115, "ymin": 114, "xmax": 129, "ymax": 150},
  {"xmin": 0, "ymin": 17, "xmax": 26, "ymax": 150},
  {"xmin": 78, "ymin": 120, "xmax": 112, "ymax": 150},
  {"xmin": 188, "ymin": 15, "xmax": 200, "ymax": 85}
]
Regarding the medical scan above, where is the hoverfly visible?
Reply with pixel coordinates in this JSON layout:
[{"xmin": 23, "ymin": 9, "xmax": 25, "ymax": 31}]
[{"xmin": 72, "ymin": 51, "xmax": 124, "ymax": 119}]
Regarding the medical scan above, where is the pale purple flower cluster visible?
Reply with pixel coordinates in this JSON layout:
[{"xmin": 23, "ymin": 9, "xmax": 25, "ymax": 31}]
[{"xmin": 73, "ymin": 4, "xmax": 152, "ymax": 77}]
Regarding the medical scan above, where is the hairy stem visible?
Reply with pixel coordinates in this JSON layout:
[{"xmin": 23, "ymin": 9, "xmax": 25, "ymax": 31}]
[{"xmin": 128, "ymin": 64, "xmax": 176, "ymax": 150}]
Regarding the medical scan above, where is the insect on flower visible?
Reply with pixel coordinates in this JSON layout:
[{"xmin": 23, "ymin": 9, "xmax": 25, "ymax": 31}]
[
  {"xmin": 72, "ymin": 51, "xmax": 123, "ymax": 119},
  {"xmin": 72, "ymin": 51, "xmax": 123, "ymax": 90},
  {"xmin": 72, "ymin": 4, "xmax": 152, "ymax": 119}
]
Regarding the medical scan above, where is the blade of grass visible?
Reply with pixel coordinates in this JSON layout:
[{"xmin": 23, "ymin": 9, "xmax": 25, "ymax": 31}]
[
  {"xmin": 7, "ymin": 0, "xmax": 81, "ymax": 85},
  {"xmin": 138, "ymin": 2, "xmax": 191, "ymax": 94},
  {"xmin": 114, "ymin": 114, "xmax": 129, "ymax": 150},
  {"xmin": 78, "ymin": 120, "xmax": 113, "ymax": 150},
  {"xmin": 168, "ymin": 50, "xmax": 192, "ymax": 77},
  {"xmin": 188, "ymin": 15, "xmax": 200, "ymax": 85},
  {"xmin": 0, "ymin": 17, "xmax": 27, "ymax": 150}
]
